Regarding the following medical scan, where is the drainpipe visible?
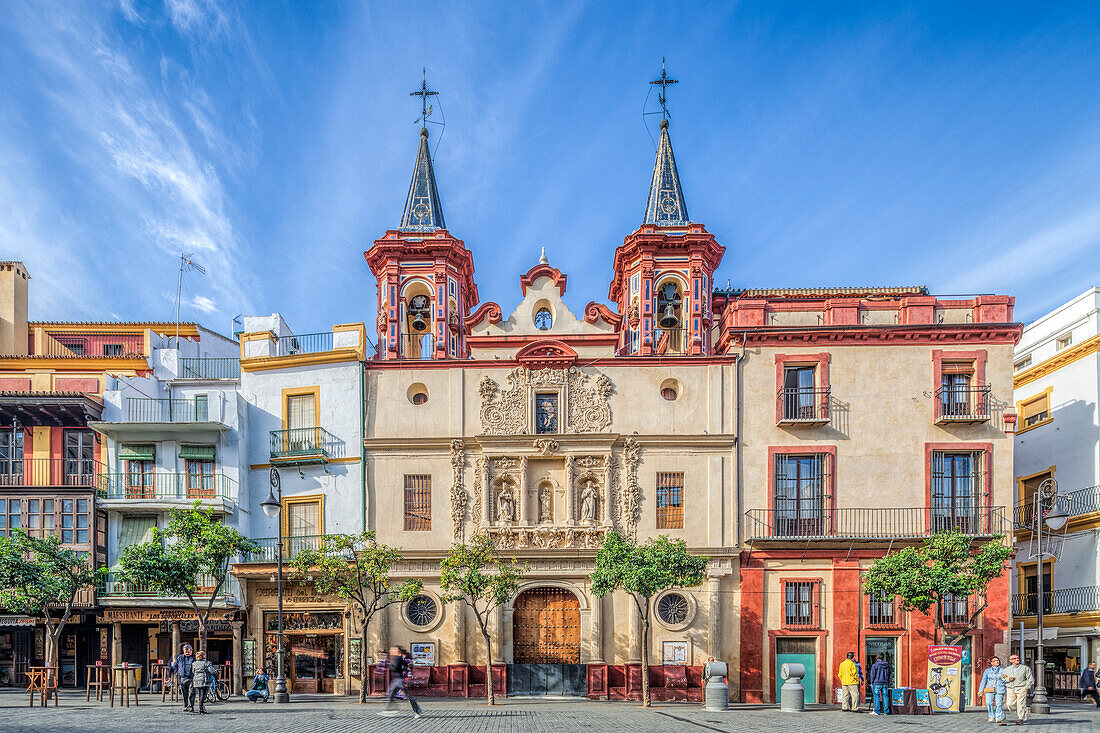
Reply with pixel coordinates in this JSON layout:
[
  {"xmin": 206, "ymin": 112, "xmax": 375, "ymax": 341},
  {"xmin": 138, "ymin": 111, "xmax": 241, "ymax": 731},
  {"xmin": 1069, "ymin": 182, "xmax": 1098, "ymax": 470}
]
[{"xmin": 360, "ymin": 359, "xmax": 367, "ymax": 533}]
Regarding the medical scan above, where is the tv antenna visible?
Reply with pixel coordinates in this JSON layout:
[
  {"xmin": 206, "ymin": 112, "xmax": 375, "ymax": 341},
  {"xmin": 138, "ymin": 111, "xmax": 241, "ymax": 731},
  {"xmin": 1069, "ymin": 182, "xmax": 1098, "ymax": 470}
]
[{"xmin": 175, "ymin": 253, "xmax": 206, "ymax": 347}]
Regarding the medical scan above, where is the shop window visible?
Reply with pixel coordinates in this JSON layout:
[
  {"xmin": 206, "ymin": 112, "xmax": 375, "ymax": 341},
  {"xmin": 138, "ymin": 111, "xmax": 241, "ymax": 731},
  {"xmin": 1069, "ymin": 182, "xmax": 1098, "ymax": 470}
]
[
  {"xmin": 656, "ymin": 472, "xmax": 684, "ymax": 529},
  {"xmin": 403, "ymin": 475, "xmax": 431, "ymax": 531},
  {"xmin": 782, "ymin": 580, "xmax": 820, "ymax": 629}
]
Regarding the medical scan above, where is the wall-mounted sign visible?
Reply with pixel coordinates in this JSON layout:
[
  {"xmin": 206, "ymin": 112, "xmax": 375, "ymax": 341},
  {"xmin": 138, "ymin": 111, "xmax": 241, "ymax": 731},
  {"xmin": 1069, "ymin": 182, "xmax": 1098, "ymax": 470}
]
[
  {"xmin": 411, "ymin": 642, "xmax": 435, "ymax": 666},
  {"xmin": 242, "ymin": 639, "xmax": 256, "ymax": 677},
  {"xmin": 0, "ymin": 616, "xmax": 35, "ymax": 627},
  {"xmin": 159, "ymin": 620, "xmax": 233, "ymax": 633},
  {"xmin": 662, "ymin": 640, "xmax": 688, "ymax": 666},
  {"xmin": 99, "ymin": 609, "xmax": 234, "ymax": 623}
]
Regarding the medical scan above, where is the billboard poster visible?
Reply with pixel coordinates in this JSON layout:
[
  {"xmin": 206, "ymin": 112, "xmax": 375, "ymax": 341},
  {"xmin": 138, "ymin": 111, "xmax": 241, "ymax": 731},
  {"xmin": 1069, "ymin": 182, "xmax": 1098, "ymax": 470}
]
[
  {"xmin": 927, "ymin": 645, "xmax": 963, "ymax": 712},
  {"xmin": 411, "ymin": 642, "xmax": 435, "ymax": 666}
]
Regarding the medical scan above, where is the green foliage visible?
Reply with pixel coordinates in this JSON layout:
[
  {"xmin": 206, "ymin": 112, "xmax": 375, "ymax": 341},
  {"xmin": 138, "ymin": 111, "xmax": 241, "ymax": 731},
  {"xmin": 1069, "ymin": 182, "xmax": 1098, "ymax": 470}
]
[
  {"xmin": 862, "ymin": 530, "xmax": 1012, "ymax": 641},
  {"xmin": 0, "ymin": 531, "xmax": 98, "ymax": 617},
  {"xmin": 590, "ymin": 530, "xmax": 708, "ymax": 605},
  {"xmin": 290, "ymin": 531, "xmax": 422, "ymax": 612},
  {"xmin": 439, "ymin": 533, "xmax": 527, "ymax": 615}
]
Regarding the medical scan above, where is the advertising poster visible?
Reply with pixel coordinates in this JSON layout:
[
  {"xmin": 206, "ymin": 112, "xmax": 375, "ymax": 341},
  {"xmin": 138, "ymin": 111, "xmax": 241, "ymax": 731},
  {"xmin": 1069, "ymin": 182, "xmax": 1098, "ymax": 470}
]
[
  {"xmin": 890, "ymin": 688, "xmax": 905, "ymax": 706},
  {"xmin": 411, "ymin": 642, "xmax": 435, "ymax": 666},
  {"xmin": 927, "ymin": 645, "xmax": 963, "ymax": 712}
]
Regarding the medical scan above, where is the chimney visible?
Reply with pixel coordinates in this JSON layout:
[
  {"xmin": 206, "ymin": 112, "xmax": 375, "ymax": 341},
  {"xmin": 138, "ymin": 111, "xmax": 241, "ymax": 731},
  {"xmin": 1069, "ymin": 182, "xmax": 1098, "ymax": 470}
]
[{"xmin": 0, "ymin": 262, "xmax": 30, "ymax": 356}]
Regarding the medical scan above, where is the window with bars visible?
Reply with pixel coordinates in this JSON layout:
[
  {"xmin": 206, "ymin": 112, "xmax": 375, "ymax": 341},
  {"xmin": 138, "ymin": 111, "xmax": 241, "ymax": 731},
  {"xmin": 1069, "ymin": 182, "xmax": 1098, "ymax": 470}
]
[
  {"xmin": 868, "ymin": 593, "xmax": 900, "ymax": 627},
  {"xmin": 781, "ymin": 366, "xmax": 817, "ymax": 419},
  {"xmin": 942, "ymin": 593, "xmax": 969, "ymax": 625},
  {"xmin": 404, "ymin": 474, "xmax": 431, "ymax": 531},
  {"xmin": 931, "ymin": 451, "xmax": 983, "ymax": 532},
  {"xmin": 773, "ymin": 453, "xmax": 829, "ymax": 537},
  {"xmin": 939, "ymin": 363, "xmax": 975, "ymax": 417},
  {"xmin": 656, "ymin": 472, "xmax": 684, "ymax": 529},
  {"xmin": 783, "ymin": 580, "xmax": 819, "ymax": 628}
]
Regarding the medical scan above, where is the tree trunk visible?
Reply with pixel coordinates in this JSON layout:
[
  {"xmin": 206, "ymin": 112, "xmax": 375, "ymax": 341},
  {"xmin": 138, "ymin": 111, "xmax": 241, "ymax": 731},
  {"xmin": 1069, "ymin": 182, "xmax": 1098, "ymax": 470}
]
[
  {"xmin": 484, "ymin": 630, "xmax": 495, "ymax": 706},
  {"xmin": 198, "ymin": 618, "xmax": 208, "ymax": 655},
  {"xmin": 641, "ymin": 600, "xmax": 651, "ymax": 708},
  {"xmin": 359, "ymin": 627, "xmax": 369, "ymax": 703}
]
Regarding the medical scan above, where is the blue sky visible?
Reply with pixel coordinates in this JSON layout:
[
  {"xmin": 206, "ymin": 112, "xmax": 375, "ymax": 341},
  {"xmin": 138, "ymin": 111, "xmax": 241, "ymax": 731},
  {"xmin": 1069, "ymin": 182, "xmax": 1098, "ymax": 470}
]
[{"xmin": 2, "ymin": 2, "xmax": 1099, "ymax": 338}]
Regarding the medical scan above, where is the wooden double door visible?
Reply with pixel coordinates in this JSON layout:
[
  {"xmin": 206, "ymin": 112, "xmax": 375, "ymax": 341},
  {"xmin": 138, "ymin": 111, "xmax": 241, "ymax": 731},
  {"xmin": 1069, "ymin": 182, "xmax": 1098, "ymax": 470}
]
[{"xmin": 510, "ymin": 587, "xmax": 584, "ymax": 696}]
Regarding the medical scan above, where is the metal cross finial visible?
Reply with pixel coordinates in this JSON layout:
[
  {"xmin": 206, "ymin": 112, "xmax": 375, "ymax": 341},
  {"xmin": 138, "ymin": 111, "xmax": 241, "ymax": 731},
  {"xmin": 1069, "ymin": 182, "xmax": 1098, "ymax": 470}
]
[
  {"xmin": 411, "ymin": 67, "xmax": 438, "ymax": 127},
  {"xmin": 649, "ymin": 57, "xmax": 678, "ymax": 121}
]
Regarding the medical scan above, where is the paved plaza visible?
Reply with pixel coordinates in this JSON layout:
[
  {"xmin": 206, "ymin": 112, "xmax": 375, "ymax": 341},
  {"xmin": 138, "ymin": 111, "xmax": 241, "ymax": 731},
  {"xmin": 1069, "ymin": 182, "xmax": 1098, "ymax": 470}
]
[{"xmin": 0, "ymin": 691, "xmax": 1098, "ymax": 733}]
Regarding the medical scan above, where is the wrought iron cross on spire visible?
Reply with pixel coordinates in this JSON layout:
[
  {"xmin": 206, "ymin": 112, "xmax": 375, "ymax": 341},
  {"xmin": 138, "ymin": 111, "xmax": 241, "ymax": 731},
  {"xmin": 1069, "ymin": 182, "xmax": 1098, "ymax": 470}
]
[
  {"xmin": 411, "ymin": 68, "xmax": 438, "ymax": 127},
  {"xmin": 649, "ymin": 57, "xmax": 678, "ymax": 121}
]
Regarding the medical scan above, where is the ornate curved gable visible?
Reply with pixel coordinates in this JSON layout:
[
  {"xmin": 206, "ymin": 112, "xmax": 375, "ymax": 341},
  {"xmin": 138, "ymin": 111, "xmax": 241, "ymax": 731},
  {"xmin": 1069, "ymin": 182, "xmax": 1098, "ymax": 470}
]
[{"xmin": 515, "ymin": 339, "xmax": 578, "ymax": 370}]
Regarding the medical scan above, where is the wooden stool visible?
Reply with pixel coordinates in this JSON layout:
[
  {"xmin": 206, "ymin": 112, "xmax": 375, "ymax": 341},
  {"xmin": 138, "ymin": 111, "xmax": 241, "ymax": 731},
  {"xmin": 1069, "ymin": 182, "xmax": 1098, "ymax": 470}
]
[
  {"xmin": 109, "ymin": 666, "xmax": 140, "ymax": 708},
  {"xmin": 86, "ymin": 664, "xmax": 111, "ymax": 702},
  {"xmin": 26, "ymin": 667, "xmax": 58, "ymax": 707},
  {"xmin": 160, "ymin": 668, "xmax": 177, "ymax": 702}
]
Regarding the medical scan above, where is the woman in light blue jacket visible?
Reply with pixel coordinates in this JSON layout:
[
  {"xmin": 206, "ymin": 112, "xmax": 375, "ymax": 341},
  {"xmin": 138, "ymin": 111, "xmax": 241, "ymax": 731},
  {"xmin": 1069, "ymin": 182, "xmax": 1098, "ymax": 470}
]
[{"xmin": 978, "ymin": 655, "xmax": 1007, "ymax": 723}]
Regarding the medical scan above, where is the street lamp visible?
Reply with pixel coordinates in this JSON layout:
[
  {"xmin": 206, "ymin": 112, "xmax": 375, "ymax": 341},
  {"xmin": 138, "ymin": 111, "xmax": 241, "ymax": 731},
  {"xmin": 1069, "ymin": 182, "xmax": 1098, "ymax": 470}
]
[
  {"xmin": 260, "ymin": 467, "xmax": 290, "ymax": 704},
  {"xmin": 1030, "ymin": 478, "xmax": 1067, "ymax": 716}
]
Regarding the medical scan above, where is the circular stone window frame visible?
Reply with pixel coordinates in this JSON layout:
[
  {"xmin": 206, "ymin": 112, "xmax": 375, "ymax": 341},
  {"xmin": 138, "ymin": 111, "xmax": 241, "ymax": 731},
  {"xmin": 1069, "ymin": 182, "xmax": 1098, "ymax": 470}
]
[
  {"xmin": 659, "ymin": 378, "xmax": 681, "ymax": 402},
  {"xmin": 653, "ymin": 589, "xmax": 696, "ymax": 631},
  {"xmin": 400, "ymin": 590, "xmax": 445, "ymax": 632},
  {"xmin": 407, "ymin": 382, "xmax": 430, "ymax": 406}
]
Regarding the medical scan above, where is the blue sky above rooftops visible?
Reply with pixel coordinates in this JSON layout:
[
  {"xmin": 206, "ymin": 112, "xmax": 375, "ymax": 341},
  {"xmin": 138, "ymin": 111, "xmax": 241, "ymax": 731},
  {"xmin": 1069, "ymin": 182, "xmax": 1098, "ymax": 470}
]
[{"xmin": 2, "ymin": 1, "xmax": 1099, "ymax": 337}]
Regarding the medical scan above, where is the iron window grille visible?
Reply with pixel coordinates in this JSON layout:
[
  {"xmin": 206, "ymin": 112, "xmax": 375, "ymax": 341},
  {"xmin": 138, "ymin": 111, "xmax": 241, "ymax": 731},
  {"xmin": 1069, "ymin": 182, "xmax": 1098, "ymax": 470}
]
[
  {"xmin": 941, "ymin": 593, "xmax": 970, "ymax": 625},
  {"xmin": 773, "ymin": 453, "xmax": 830, "ymax": 537},
  {"xmin": 656, "ymin": 472, "xmax": 684, "ymax": 529},
  {"xmin": 931, "ymin": 451, "xmax": 985, "ymax": 533},
  {"xmin": 868, "ymin": 593, "xmax": 901, "ymax": 628},
  {"xmin": 656, "ymin": 592, "xmax": 689, "ymax": 625},
  {"xmin": 783, "ymin": 580, "xmax": 820, "ymax": 629},
  {"xmin": 403, "ymin": 474, "xmax": 431, "ymax": 531}
]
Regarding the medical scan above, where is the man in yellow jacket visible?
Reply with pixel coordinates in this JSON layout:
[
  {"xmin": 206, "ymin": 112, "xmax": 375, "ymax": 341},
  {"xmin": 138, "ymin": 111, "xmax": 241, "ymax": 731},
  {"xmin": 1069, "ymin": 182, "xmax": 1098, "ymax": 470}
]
[{"xmin": 838, "ymin": 651, "xmax": 862, "ymax": 712}]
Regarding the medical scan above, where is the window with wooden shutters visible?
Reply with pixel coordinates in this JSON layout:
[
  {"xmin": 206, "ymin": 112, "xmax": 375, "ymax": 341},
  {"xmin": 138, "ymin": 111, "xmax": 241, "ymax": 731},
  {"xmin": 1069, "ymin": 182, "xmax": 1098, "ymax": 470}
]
[
  {"xmin": 64, "ymin": 429, "xmax": 95, "ymax": 486},
  {"xmin": 287, "ymin": 499, "xmax": 320, "ymax": 537},
  {"xmin": 0, "ymin": 430, "xmax": 23, "ymax": 484},
  {"xmin": 656, "ymin": 472, "xmax": 684, "ymax": 529},
  {"xmin": 782, "ymin": 580, "xmax": 820, "ymax": 629},
  {"xmin": 773, "ymin": 453, "xmax": 828, "ymax": 537},
  {"xmin": 404, "ymin": 475, "xmax": 431, "ymax": 531},
  {"xmin": 286, "ymin": 393, "xmax": 317, "ymax": 453},
  {"xmin": 931, "ymin": 451, "xmax": 982, "ymax": 532},
  {"xmin": 1019, "ymin": 390, "xmax": 1051, "ymax": 429}
]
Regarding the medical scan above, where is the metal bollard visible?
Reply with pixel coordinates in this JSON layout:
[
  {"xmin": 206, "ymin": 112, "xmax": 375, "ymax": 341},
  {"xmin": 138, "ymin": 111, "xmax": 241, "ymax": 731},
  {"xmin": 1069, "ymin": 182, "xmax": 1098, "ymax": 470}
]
[
  {"xmin": 780, "ymin": 662, "xmax": 806, "ymax": 713},
  {"xmin": 703, "ymin": 660, "xmax": 729, "ymax": 711}
]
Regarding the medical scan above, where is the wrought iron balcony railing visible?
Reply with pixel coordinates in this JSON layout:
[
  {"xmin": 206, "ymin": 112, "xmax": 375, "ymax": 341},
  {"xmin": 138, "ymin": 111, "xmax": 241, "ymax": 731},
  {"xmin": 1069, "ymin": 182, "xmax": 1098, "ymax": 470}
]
[
  {"xmin": 934, "ymin": 385, "xmax": 992, "ymax": 424},
  {"xmin": 98, "ymin": 572, "xmax": 236, "ymax": 598},
  {"xmin": 97, "ymin": 472, "xmax": 236, "ymax": 502},
  {"xmin": 776, "ymin": 387, "xmax": 831, "ymax": 425},
  {"xmin": 269, "ymin": 427, "xmax": 339, "ymax": 463},
  {"xmin": 273, "ymin": 332, "xmax": 333, "ymax": 357},
  {"xmin": 1013, "ymin": 485, "xmax": 1100, "ymax": 528},
  {"xmin": 126, "ymin": 396, "xmax": 209, "ymax": 422},
  {"xmin": 0, "ymin": 458, "xmax": 102, "ymax": 488},
  {"xmin": 236, "ymin": 535, "xmax": 329, "ymax": 563},
  {"xmin": 745, "ymin": 506, "xmax": 1007, "ymax": 540},
  {"xmin": 1012, "ymin": 586, "xmax": 1100, "ymax": 616},
  {"xmin": 179, "ymin": 357, "xmax": 240, "ymax": 380}
]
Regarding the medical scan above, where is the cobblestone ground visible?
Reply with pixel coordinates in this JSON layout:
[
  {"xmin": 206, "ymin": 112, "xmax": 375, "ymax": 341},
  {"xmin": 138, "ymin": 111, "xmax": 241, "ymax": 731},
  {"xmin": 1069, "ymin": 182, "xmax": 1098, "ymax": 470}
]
[{"xmin": 0, "ymin": 691, "xmax": 1097, "ymax": 733}]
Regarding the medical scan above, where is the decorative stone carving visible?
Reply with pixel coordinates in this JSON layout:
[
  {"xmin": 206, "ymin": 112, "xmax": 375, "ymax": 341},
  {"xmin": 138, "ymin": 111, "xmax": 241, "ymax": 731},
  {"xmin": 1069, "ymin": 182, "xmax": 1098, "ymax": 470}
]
[
  {"xmin": 494, "ymin": 457, "xmax": 519, "ymax": 470},
  {"xmin": 471, "ymin": 456, "xmax": 486, "ymax": 526},
  {"xmin": 580, "ymin": 479, "xmax": 600, "ymax": 523},
  {"xmin": 449, "ymin": 439, "xmax": 467, "ymax": 542},
  {"xmin": 538, "ymin": 484, "xmax": 553, "ymax": 523},
  {"xmin": 487, "ymin": 525, "xmax": 606, "ymax": 550},
  {"xmin": 495, "ymin": 483, "xmax": 515, "ymax": 523},
  {"xmin": 478, "ymin": 367, "xmax": 614, "ymax": 435},
  {"xmin": 621, "ymin": 438, "xmax": 642, "ymax": 538},
  {"xmin": 576, "ymin": 455, "xmax": 605, "ymax": 469},
  {"xmin": 533, "ymin": 439, "xmax": 558, "ymax": 455}
]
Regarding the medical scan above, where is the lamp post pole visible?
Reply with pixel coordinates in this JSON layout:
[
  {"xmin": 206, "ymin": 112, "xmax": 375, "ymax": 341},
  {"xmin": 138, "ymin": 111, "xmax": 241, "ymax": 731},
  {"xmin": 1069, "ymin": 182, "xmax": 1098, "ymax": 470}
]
[
  {"xmin": 1030, "ymin": 479, "xmax": 1066, "ymax": 716},
  {"xmin": 262, "ymin": 467, "xmax": 290, "ymax": 703}
]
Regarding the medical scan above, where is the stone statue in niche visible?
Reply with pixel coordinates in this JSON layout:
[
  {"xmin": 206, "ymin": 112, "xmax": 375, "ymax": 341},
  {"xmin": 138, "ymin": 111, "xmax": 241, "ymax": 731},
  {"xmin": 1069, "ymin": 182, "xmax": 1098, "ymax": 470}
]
[
  {"xmin": 496, "ymin": 485, "xmax": 515, "ymax": 523},
  {"xmin": 538, "ymin": 484, "xmax": 553, "ymax": 523},
  {"xmin": 580, "ymin": 479, "xmax": 600, "ymax": 524}
]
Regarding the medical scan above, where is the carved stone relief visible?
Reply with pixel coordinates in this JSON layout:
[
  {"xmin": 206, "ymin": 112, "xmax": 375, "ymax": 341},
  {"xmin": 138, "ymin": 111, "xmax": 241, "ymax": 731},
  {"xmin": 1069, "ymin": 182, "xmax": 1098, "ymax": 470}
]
[
  {"xmin": 488, "ymin": 525, "xmax": 606, "ymax": 550},
  {"xmin": 620, "ymin": 438, "xmax": 642, "ymax": 538},
  {"xmin": 471, "ymin": 456, "xmax": 486, "ymax": 526},
  {"xmin": 449, "ymin": 439, "xmax": 467, "ymax": 542},
  {"xmin": 479, "ymin": 367, "xmax": 613, "ymax": 435},
  {"xmin": 533, "ymin": 439, "xmax": 558, "ymax": 455}
]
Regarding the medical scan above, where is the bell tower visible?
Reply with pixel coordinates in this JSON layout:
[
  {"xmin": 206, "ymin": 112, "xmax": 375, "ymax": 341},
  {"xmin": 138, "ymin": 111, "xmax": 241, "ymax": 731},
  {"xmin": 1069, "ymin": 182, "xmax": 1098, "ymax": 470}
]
[
  {"xmin": 364, "ymin": 75, "xmax": 478, "ymax": 360},
  {"xmin": 609, "ymin": 65, "xmax": 724, "ymax": 356}
]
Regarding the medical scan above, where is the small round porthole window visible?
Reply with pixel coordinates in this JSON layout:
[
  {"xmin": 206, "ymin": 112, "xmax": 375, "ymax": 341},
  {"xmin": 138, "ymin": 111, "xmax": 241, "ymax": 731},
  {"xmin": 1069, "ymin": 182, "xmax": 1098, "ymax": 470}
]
[
  {"xmin": 657, "ymin": 592, "xmax": 689, "ymax": 625},
  {"xmin": 407, "ymin": 383, "xmax": 429, "ymax": 405},
  {"xmin": 406, "ymin": 595, "xmax": 438, "ymax": 627},
  {"xmin": 661, "ymin": 387, "xmax": 677, "ymax": 401},
  {"xmin": 659, "ymin": 378, "xmax": 680, "ymax": 401},
  {"xmin": 534, "ymin": 307, "xmax": 553, "ymax": 331}
]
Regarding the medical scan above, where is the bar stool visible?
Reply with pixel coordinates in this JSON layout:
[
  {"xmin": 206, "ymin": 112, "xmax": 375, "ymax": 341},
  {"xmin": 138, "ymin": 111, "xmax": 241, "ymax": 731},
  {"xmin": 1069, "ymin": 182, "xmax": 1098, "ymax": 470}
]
[
  {"xmin": 160, "ymin": 666, "xmax": 177, "ymax": 702},
  {"xmin": 86, "ymin": 664, "xmax": 111, "ymax": 702}
]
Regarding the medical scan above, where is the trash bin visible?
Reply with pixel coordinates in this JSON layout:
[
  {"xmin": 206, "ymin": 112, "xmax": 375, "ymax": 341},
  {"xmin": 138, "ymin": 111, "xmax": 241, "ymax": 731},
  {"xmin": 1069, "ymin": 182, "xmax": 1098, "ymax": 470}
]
[
  {"xmin": 703, "ymin": 660, "xmax": 729, "ymax": 711},
  {"xmin": 780, "ymin": 662, "xmax": 806, "ymax": 713}
]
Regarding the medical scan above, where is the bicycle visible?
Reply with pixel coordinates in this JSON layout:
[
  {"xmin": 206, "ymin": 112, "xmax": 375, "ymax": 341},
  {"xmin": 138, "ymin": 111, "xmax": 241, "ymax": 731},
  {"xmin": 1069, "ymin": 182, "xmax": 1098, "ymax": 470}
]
[{"xmin": 202, "ymin": 679, "xmax": 231, "ymax": 703}]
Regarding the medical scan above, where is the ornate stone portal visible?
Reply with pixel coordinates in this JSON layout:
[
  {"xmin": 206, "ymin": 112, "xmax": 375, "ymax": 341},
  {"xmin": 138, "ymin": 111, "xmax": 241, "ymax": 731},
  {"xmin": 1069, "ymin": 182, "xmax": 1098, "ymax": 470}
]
[{"xmin": 478, "ymin": 367, "xmax": 613, "ymax": 435}]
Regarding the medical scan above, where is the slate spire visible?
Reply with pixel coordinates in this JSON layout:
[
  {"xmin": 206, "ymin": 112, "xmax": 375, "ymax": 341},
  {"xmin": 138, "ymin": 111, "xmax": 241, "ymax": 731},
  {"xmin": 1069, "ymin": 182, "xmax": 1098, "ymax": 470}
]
[
  {"xmin": 399, "ymin": 127, "xmax": 446, "ymax": 231},
  {"xmin": 643, "ymin": 118, "xmax": 689, "ymax": 226}
]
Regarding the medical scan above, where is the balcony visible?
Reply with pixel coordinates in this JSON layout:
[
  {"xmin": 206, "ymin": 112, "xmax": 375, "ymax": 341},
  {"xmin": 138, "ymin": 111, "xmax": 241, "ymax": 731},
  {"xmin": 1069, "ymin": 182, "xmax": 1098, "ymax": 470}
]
[
  {"xmin": 776, "ymin": 387, "xmax": 830, "ymax": 426},
  {"xmin": 934, "ymin": 385, "xmax": 991, "ymax": 424},
  {"xmin": 179, "ymin": 357, "xmax": 240, "ymax": 380},
  {"xmin": 745, "ymin": 506, "xmax": 1007, "ymax": 541},
  {"xmin": 269, "ymin": 427, "xmax": 339, "ymax": 465},
  {"xmin": 0, "ymin": 458, "xmax": 102, "ymax": 489},
  {"xmin": 126, "ymin": 397, "xmax": 208, "ymax": 422},
  {"xmin": 97, "ymin": 471, "xmax": 236, "ymax": 509},
  {"xmin": 1011, "ymin": 586, "xmax": 1100, "ymax": 617},
  {"xmin": 33, "ymin": 331, "xmax": 145, "ymax": 359},
  {"xmin": 236, "ymin": 535, "xmax": 327, "ymax": 563},
  {"xmin": 1014, "ymin": 485, "xmax": 1100, "ymax": 529},
  {"xmin": 98, "ymin": 572, "xmax": 238, "ymax": 604}
]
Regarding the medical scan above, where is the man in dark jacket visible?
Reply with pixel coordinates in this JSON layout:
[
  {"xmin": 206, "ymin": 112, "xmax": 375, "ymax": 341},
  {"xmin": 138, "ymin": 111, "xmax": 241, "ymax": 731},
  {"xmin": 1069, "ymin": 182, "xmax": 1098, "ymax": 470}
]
[
  {"xmin": 868, "ymin": 653, "xmax": 893, "ymax": 715},
  {"xmin": 171, "ymin": 644, "xmax": 195, "ymax": 712},
  {"xmin": 378, "ymin": 646, "xmax": 422, "ymax": 718},
  {"xmin": 1081, "ymin": 661, "xmax": 1100, "ymax": 707}
]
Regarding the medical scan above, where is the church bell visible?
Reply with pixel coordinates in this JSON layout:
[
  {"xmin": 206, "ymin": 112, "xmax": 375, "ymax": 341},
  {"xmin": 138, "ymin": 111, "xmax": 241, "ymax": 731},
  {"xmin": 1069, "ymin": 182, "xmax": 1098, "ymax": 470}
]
[{"xmin": 659, "ymin": 304, "xmax": 679, "ymax": 329}]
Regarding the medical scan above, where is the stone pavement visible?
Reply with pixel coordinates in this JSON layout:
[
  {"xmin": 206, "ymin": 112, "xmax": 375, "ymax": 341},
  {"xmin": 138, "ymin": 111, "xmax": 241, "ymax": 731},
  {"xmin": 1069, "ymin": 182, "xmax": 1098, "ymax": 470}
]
[{"xmin": 0, "ymin": 690, "xmax": 1097, "ymax": 732}]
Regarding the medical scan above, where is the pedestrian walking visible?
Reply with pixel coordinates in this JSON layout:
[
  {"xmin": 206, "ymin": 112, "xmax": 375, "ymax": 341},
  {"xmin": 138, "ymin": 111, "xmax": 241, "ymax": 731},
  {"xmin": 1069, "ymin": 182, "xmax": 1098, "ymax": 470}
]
[
  {"xmin": 979, "ymin": 655, "xmax": 1007, "ymax": 724},
  {"xmin": 838, "ymin": 651, "xmax": 862, "ymax": 712},
  {"xmin": 245, "ymin": 668, "xmax": 271, "ymax": 702},
  {"xmin": 171, "ymin": 644, "xmax": 195, "ymax": 712},
  {"xmin": 190, "ymin": 650, "xmax": 213, "ymax": 715},
  {"xmin": 1080, "ymin": 661, "xmax": 1100, "ymax": 707},
  {"xmin": 1000, "ymin": 654, "xmax": 1034, "ymax": 725},
  {"xmin": 868, "ymin": 653, "xmax": 892, "ymax": 715},
  {"xmin": 378, "ymin": 645, "xmax": 423, "ymax": 719}
]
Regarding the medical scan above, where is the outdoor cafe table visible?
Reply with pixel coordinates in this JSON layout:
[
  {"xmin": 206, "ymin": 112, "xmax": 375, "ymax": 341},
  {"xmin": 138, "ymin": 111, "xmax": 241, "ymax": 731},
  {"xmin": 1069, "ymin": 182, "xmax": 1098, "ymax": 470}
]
[
  {"xmin": 149, "ymin": 662, "xmax": 169, "ymax": 693},
  {"xmin": 110, "ymin": 665, "xmax": 140, "ymax": 708},
  {"xmin": 25, "ymin": 666, "xmax": 58, "ymax": 707}
]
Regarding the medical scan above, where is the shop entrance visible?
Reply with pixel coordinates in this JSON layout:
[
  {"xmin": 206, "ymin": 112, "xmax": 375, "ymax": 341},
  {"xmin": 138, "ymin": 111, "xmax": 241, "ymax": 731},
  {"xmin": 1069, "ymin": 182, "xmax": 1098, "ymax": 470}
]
[
  {"xmin": 0, "ymin": 628, "xmax": 35, "ymax": 686},
  {"xmin": 864, "ymin": 637, "xmax": 896, "ymax": 701},
  {"xmin": 264, "ymin": 611, "xmax": 344, "ymax": 695},
  {"xmin": 775, "ymin": 637, "xmax": 816, "ymax": 703},
  {"xmin": 508, "ymin": 587, "xmax": 584, "ymax": 696}
]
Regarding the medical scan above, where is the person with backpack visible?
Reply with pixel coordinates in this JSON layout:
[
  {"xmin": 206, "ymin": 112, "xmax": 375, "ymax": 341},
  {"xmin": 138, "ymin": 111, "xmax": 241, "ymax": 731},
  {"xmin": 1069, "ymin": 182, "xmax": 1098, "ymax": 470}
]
[{"xmin": 378, "ymin": 645, "xmax": 422, "ymax": 718}]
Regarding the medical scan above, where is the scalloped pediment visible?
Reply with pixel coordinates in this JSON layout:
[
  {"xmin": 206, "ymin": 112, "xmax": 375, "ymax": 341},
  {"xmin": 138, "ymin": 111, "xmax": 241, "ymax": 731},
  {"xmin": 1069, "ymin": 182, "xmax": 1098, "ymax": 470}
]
[{"xmin": 515, "ymin": 339, "xmax": 578, "ymax": 369}]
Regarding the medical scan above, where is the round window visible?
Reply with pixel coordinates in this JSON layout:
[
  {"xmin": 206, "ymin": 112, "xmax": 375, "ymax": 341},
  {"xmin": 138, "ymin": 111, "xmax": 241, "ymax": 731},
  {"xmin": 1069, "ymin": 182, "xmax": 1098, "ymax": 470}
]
[
  {"xmin": 656, "ymin": 592, "xmax": 689, "ymax": 625},
  {"xmin": 534, "ymin": 307, "xmax": 553, "ymax": 330},
  {"xmin": 659, "ymin": 378, "xmax": 680, "ymax": 401},
  {"xmin": 407, "ymin": 383, "xmax": 429, "ymax": 405},
  {"xmin": 411, "ymin": 392, "xmax": 427, "ymax": 405},
  {"xmin": 406, "ymin": 595, "xmax": 437, "ymax": 627}
]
